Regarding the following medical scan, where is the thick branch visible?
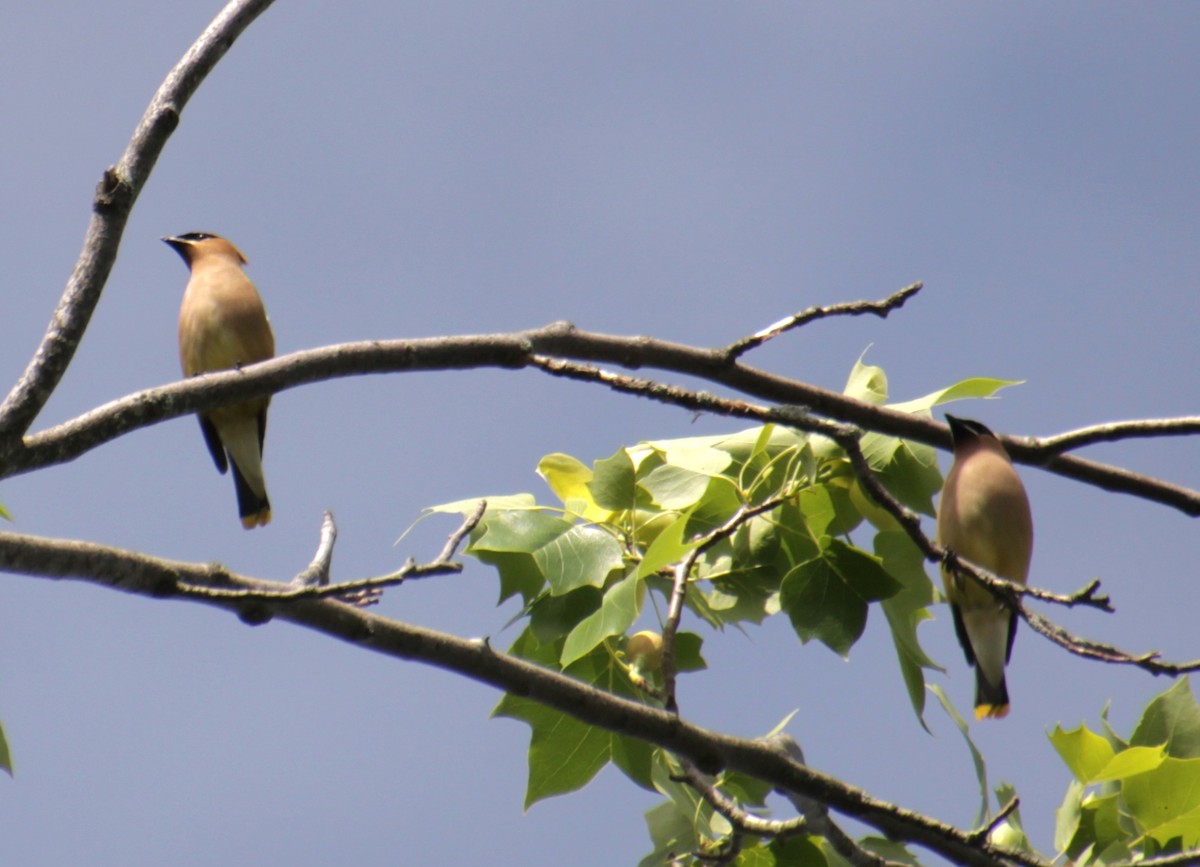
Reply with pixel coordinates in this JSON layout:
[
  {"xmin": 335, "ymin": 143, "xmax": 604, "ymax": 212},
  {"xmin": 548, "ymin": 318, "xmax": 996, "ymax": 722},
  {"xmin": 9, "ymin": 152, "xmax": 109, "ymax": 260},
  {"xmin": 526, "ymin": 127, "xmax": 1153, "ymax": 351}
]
[
  {"xmin": 5, "ymin": 327, "xmax": 1200, "ymax": 518},
  {"xmin": 0, "ymin": 527, "xmax": 1040, "ymax": 867},
  {"xmin": 0, "ymin": 0, "xmax": 276, "ymax": 440}
]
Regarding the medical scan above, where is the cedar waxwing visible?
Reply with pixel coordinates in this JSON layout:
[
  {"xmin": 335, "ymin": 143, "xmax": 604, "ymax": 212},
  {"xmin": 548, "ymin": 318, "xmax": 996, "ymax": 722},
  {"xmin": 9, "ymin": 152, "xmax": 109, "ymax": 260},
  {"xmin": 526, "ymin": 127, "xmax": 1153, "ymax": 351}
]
[
  {"xmin": 935, "ymin": 415, "xmax": 1033, "ymax": 720},
  {"xmin": 164, "ymin": 232, "xmax": 275, "ymax": 529}
]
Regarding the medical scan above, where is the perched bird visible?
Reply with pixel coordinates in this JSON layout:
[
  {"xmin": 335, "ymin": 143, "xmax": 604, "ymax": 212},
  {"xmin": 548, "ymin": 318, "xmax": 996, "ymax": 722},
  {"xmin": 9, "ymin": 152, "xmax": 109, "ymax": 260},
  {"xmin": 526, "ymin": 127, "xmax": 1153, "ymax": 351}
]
[
  {"xmin": 936, "ymin": 415, "xmax": 1033, "ymax": 720},
  {"xmin": 164, "ymin": 232, "xmax": 275, "ymax": 529}
]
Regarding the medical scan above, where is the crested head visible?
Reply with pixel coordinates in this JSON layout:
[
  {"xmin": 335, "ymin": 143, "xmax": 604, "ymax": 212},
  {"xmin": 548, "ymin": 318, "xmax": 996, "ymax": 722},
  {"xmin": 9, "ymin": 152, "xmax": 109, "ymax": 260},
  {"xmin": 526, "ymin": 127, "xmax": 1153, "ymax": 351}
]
[
  {"xmin": 945, "ymin": 414, "xmax": 996, "ymax": 448},
  {"xmin": 162, "ymin": 232, "xmax": 248, "ymax": 267}
]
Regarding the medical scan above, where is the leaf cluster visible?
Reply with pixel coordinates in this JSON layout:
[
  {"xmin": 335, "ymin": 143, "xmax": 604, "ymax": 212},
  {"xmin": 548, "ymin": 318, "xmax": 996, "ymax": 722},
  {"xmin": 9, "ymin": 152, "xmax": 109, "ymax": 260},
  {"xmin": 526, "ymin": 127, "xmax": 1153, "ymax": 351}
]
[
  {"xmin": 1052, "ymin": 678, "xmax": 1200, "ymax": 864},
  {"xmin": 431, "ymin": 358, "xmax": 1020, "ymax": 862}
]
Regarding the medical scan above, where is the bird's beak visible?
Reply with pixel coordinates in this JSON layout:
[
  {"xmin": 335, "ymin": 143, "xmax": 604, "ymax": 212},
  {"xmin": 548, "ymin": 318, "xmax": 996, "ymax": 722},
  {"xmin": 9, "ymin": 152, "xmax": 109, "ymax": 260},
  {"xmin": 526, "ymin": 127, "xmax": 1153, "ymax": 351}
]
[{"xmin": 162, "ymin": 236, "xmax": 190, "ymax": 262}]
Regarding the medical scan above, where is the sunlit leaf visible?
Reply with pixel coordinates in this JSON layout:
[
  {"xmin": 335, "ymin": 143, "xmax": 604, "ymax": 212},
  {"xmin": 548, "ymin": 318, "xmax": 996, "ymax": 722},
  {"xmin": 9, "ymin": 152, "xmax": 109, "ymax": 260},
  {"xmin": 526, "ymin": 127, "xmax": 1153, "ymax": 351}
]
[
  {"xmin": 538, "ymin": 453, "xmax": 612, "ymax": 522},
  {"xmin": 1049, "ymin": 724, "xmax": 1119, "ymax": 784},
  {"xmin": 1124, "ymin": 756, "xmax": 1200, "ymax": 847},
  {"xmin": 887, "ymin": 377, "xmax": 1024, "ymax": 414},
  {"xmin": 640, "ymin": 463, "xmax": 716, "ymax": 509},
  {"xmin": 426, "ymin": 493, "xmax": 535, "ymax": 515},
  {"xmin": 844, "ymin": 352, "xmax": 888, "ymax": 405}
]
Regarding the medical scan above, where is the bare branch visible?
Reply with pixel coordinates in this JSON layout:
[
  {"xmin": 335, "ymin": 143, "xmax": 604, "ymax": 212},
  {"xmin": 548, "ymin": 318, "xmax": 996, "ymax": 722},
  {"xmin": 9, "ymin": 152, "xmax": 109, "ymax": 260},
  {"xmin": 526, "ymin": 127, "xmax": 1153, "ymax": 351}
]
[
  {"xmin": 176, "ymin": 502, "xmax": 485, "ymax": 606},
  {"xmin": 293, "ymin": 511, "xmax": 338, "ymax": 588},
  {"xmin": 0, "ymin": 0, "xmax": 276, "ymax": 440},
  {"xmin": 724, "ymin": 282, "xmax": 923, "ymax": 359}
]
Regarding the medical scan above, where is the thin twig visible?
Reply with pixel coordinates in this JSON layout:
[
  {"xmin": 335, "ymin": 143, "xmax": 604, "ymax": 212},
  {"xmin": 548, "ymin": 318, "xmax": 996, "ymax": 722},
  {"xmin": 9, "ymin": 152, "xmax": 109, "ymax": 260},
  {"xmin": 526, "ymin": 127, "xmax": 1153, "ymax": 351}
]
[
  {"xmin": 676, "ymin": 760, "xmax": 808, "ymax": 837},
  {"xmin": 966, "ymin": 797, "xmax": 1021, "ymax": 846},
  {"xmin": 292, "ymin": 510, "xmax": 338, "ymax": 588},
  {"xmin": 724, "ymin": 282, "xmax": 923, "ymax": 359},
  {"xmin": 661, "ymin": 496, "xmax": 791, "ymax": 713},
  {"xmin": 177, "ymin": 503, "xmax": 484, "ymax": 604}
]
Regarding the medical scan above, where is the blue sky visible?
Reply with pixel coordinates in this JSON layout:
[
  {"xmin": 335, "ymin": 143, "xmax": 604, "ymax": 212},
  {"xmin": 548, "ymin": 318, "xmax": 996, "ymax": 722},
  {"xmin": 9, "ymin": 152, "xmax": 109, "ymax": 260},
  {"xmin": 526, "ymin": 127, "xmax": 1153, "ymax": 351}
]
[{"xmin": 2, "ymin": 3, "xmax": 1199, "ymax": 864}]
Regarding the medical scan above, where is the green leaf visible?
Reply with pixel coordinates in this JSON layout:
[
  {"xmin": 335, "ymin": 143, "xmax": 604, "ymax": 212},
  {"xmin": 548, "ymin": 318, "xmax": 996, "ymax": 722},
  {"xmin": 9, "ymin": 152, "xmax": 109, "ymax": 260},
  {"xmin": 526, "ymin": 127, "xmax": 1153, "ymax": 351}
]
[
  {"xmin": 561, "ymin": 572, "xmax": 643, "ymax": 666},
  {"xmin": 1132, "ymin": 677, "xmax": 1200, "ymax": 758},
  {"xmin": 733, "ymin": 843, "xmax": 778, "ymax": 866},
  {"xmin": 673, "ymin": 631, "xmax": 708, "ymax": 673},
  {"xmin": 779, "ymin": 538, "xmax": 901, "ymax": 657},
  {"xmin": 528, "ymin": 587, "xmax": 602, "ymax": 644},
  {"xmin": 470, "ymin": 509, "xmax": 623, "ymax": 599},
  {"xmin": 1054, "ymin": 779, "xmax": 1084, "ymax": 857},
  {"xmin": 534, "ymin": 523, "xmax": 624, "ymax": 595},
  {"xmin": 495, "ymin": 631, "xmax": 653, "ymax": 807},
  {"xmin": 856, "ymin": 838, "xmax": 919, "ymax": 866},
  {"xmin": 426, "ymin": 493, "xmax": 534, "ymax": 515},
  {"xmin": 0, "ymin": 717, "xmax": 11, "ymax": 776},
  {"xmin": 1124, "ymin": 756, "xmax": 1200, "ymax": 847},
  {"xmin": 636, "ymin": 511, "xmax": 695, "ymax": 579},
  {"xmin": 1050, "ymin": 724, "xmax": 1118, "ymax": 784},
  {"xmin": 640, "ymin": 463, "xmax": 717, "ymax": 510},
  {"xmin": 659, "ymin": 442, "xmax": 733, "ymax": 475},
  {"xmin": 0, "ymin": 501, "xmax": 11, "ymax": 522},
  {"xmin": 1061, "ymin": 787, "xmax": 1126, "ymax": 862},
  {"xmin": 887, "ymin": 377, "xmax": 1024, "ymax": 414},
  {"xmin": 1093, "ymin": 745, "xmax": 1167, "ymax": 782},
  {"xmin": 875, "ymin": 438, "xmax": 943, "ymax": 516},
  {"xmin": 641, "ymin": 800, "xmax": 699, "ymax": 867},
  {"xmin": 768, "ymin": 836, "xmax": 827, "ymax": 866},
  {"xmin": 801, "ymin": 473, "xmax": 862, "ymax": 537},
  {"xmin": 930, "ymin": 684, "xmax": 989, "ymax": 827},
  {"xmin": 589, "ymin": 449, "xmax": 640, "ymax": 511},
  {"xmin": 844, "ymin": 352, "xmax": 888, "ymax": 405},
  {"xmin": 875, "ymin": 530, "xmax": 940, "ymax": 726}
]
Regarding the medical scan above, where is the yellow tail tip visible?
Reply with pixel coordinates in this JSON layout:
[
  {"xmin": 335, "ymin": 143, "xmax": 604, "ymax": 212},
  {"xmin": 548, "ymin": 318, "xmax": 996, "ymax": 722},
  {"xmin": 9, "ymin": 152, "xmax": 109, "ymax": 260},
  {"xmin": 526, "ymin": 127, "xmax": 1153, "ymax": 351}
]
[
  {"xmin": 975, "ymin": 703, "xmax": 1010, "ymax": 720},
  {"xmin": 241, "ymin": 509, "xmax": 271, "ymax": 529}
]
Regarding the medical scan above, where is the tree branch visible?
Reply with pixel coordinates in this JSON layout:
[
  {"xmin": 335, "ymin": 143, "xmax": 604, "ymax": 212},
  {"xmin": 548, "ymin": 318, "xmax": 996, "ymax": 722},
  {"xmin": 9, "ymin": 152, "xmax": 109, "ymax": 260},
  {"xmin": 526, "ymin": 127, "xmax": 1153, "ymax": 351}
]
[
  {"xmin": 0, "ymin": 526, "xmax": 1043, "ymax": 867},
  {"xmin": 1035, "ymin": 417, "xmax": 1200, "ymax": 454},
  {"xmin": 0, "ymin": 0, "xmax": 276, "ymax": 440},
  {"xmin": 5, "ymin": 327, "xmax": 1200, "ymax": 519}
]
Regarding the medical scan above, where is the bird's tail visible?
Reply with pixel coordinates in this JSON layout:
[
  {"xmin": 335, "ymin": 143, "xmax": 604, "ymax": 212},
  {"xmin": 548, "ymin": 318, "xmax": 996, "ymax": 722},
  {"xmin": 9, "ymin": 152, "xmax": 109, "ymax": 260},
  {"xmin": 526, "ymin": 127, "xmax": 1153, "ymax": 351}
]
[
  {"xmin": 232, "ymin": 461, "xmax": 271, "ymax": 529},
  {"xmin": 974, "ymin": 670, "xmax": 1011, "ymax": 720}
]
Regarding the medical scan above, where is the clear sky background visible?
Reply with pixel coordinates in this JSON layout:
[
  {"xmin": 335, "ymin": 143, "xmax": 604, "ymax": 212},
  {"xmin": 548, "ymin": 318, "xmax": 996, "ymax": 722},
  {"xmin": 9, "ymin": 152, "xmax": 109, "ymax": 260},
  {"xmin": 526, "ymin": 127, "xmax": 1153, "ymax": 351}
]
[{"xmin": 1, "ymin": 3, "xmax": 1199, "ymax": 865}]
